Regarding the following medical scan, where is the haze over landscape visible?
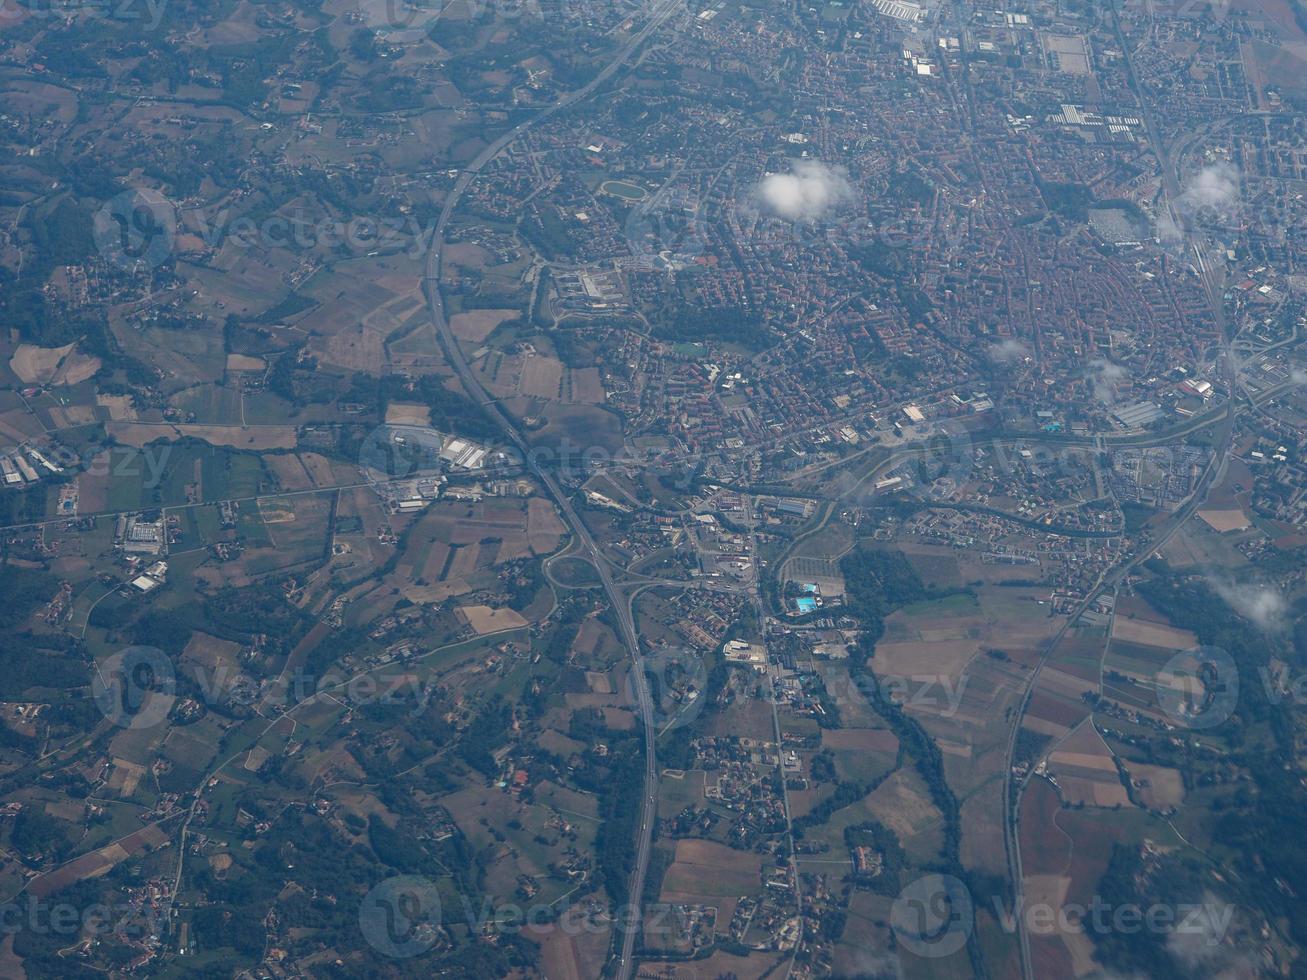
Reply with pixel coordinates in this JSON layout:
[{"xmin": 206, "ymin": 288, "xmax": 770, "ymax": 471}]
[{"xmin": 0, "ymin": 0, "xmax": 1306, "ymax": 977}]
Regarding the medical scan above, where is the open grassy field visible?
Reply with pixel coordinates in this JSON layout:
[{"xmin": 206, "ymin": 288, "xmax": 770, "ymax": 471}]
[
  {"xmin": 9, "ymin": 343, "xmax": 100, "ymax": 386},
  {"xmin": 819, "ymin": 728, "xmax": 899, "ymax": 783},
  {"xmin": 449, "ymin": 308, "xmax": 520, "ymax": 343},
  {"xmin": 1046, "ymin": 722, "xmax": 1131, "ymax": 808},
  {"xmin": 385, "ymin": 498, "xmax": 556, "ymax": 605},
  {"xmin": 525, "ymin": 907, "xmax": 613, "ymax": 980},
  {"xmin": 659, "ymin": 838, "xmax": 764, "ymax": 924},
  {"xmin": 444, "ymin": 781, "xmax": 599, "ymax": 907},
  {"xmin": 106, "ymin": 422, "xmax": 298, "ymax": 451}
]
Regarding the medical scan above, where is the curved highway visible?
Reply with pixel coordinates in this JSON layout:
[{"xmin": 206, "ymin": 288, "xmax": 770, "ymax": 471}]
[{"xmin": 419, "ymin": 4, "xmax": 685, "ymax": 976}]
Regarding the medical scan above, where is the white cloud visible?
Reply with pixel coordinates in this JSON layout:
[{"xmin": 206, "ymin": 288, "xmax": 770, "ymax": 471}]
[
  {"xmin": 1210, "ymin": 579, "xmax": 1286, "ymax": 631},
  {"xmin": 1178, "ymin": 161, "xmax": 1240, "ymax": 218},
  {"xmin": 990, "ymin": 339, "xmax": 1031, "ymax": 363},
  {"xmin": 1088, "ymin": 358, "xmax": 1128, "ymax": 404},
  {"xmin": 1156, "ymin": 211, "xmax": 1183, "ymax": 244},
  {"xmin": 1157, "ymin": 162, "xmax": 1241, "ymax": 244},
  {"xmin": 756, "ymin": 160, "xmax": 855, "ymax": 222},
  {"xmin": 1165, "ymin": 895, "xmax": 1247, "ymax": 978}
]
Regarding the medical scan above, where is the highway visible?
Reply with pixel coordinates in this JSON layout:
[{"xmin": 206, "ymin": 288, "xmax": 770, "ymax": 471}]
[{"xmin": 418, "ymin": 4, "xmax": 685, "ymax": 976}]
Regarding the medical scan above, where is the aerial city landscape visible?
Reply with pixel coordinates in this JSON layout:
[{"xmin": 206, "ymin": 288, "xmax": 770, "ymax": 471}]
[{"xmin": 0, "ymin": 0, "xmax": 1305, "ymax": 976}]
